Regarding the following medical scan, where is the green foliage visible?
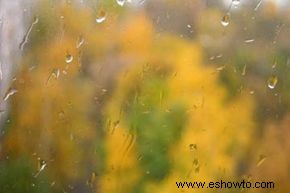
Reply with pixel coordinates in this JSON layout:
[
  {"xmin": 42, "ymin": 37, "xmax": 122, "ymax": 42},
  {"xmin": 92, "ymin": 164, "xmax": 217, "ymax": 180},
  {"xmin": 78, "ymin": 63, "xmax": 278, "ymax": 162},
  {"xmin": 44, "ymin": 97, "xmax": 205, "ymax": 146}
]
[
  {"xmin": 0, "ymin": 158, "xmax": 52, "ymax": 193},
  {"xmin": 124, "ymin": 68, "xmax": 187, "ymax": 182}
]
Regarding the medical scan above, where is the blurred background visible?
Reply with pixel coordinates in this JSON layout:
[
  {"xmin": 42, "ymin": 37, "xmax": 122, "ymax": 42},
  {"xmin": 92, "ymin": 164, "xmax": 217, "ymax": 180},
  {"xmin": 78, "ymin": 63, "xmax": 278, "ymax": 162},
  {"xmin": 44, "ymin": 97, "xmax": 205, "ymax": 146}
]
[{"xmin": 0, "ymin": 0, "xmax": 289, "ymax": 193}]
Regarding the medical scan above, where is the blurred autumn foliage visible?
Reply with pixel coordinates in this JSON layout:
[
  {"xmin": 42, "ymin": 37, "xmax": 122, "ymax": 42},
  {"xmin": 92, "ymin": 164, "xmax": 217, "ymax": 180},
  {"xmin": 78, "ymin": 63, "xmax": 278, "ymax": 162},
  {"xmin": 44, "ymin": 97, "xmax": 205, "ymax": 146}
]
[
  {"xmin": 0, "ymin": 0, "xmax": 289, "ymax": 193},
  {"xmin": 247, "ymin": 114, "xmax": 290, "ymax": 193},
  {"xmin": 101, "ymin": 30, "xmax": 256, "ymax": 193}
]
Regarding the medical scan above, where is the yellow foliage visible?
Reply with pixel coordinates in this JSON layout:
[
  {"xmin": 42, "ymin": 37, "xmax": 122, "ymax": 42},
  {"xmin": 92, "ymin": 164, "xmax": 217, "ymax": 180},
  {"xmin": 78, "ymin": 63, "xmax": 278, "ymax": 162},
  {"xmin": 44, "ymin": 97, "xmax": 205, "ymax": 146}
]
[
  {"xmin": 3, "ymin": 5, "xmax": 97, "ymax": 186},
  {"xmin": 101, "ymin": 16, "xmax": 255, "ymax": 193},
  {"xmin": 118, "ymin": 14, "xmax": 154, "ymax": 57}
]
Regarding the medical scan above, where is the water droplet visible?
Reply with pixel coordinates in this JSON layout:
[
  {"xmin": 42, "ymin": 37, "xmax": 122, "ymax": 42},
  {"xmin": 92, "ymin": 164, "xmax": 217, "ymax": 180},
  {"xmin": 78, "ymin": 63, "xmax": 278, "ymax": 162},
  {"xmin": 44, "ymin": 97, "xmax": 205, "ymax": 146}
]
[
  {"xmin": 193, "ymin": 159, "xmax": 200, "ymax": 173},
  {"xmin": 52, "ymin": 68, "xmax": 60, "ymax": 78},
  {"xmin": 272, "ymin": 61, "xmax": 277, "ymax": 69},
  {"xmin": 65, "ymin": 53, "xmax": 73, "ymax": 64},
  {"xmin": 32, "ymin": 16, "xmax": 39, "ymax": 24},
  {"xmin": 3, "ymin": 88, "xmax": 18, "ymax": 101},
  {"xmin": 51, "ymin": 181, "xmax": 56, "ymax": 187},
  {"xmin": 76, "ymin": 36, "xmax": 85, "ymax": 48},
  {"xmin": 244, "ymin": 39, "xmax": 255, "ymax": 43},
  {"xmin": 267, "ymin": 75, "xmax": 278, "ymax": 89},
  {"xmin": 256, "ymin": 154, "xmax": 266, "ymax": 167},
  {"xmin": 19, "ymin": 17, "xmax": 39, "ymax": 50},
  {"xmin": 87, "ymin": 172, "xmax": 97, "ymax": 188},
  {"xmin": 242, "ymin": 64, "xmax": 247, "ymax": 76},
  {"xmin": 254, "ymin": 0, "xmax": 263, "ymax": 11},
  {"xmin": 58, "ymin": 111, "xmax": 65, "ymax": 120},
  {"xmin": 46, "ymin": 68, "xmax": 60, "ymax": 85},
  {"xmin": 195, "ymin": 166, "xmax": 200, "ymax": 173},
  {"xmin": 139, "ymin": 0, "xmax": 146, "ymax": 5},
  {"xmin": 216, "ymin": 65, "xmax": 226, "ymax": 72},
  {"xmin": 35, "ymin": 159, "xmax": 47, "ymax": 177},
  {"xmin": 189, "ymin": 144, "xmax": 197, "ymax": 151},
  {"xmin": 111, "ymin": 120, "xmax": 120, "ymax": 134},
  {"xmin": 232, "ymin": 0, "xmax": 240, "ymax": 6},
  {"xmin": 116, "ymin": 0, "xmax": 125, "ymax": 6},
  {"xmin": 137, "ymin": 155, "xmax": 143, "ymax": 161},
  {"xmin": 38, "ymin": 159, "xmax": 47, "ymax": 170},
  {"xmin": 96, "ymin": 10, "xmax": 106, "ymax": 23},
  {"xmin": 221, "ymin": 14, "xmax": 230, "ymax": 27},
  {"xmin": 193, "ymin": 158, "xmax": 199, "ymax": 166}
]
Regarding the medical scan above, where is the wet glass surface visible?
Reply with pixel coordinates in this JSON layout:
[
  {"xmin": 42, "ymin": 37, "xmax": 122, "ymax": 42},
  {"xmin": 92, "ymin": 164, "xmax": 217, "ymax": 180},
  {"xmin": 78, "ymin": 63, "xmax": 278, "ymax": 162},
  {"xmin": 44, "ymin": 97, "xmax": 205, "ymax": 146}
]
[{"xmin": 0, "ymin": 0, "xmax": 289, "ymax": 193}]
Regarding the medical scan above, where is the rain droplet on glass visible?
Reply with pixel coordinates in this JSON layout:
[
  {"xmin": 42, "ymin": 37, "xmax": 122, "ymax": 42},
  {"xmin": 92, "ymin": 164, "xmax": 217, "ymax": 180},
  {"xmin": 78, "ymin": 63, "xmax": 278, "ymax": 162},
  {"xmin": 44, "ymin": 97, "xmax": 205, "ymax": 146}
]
[
  {"xmin": 137, "ymin": 155, "xmax": 143, "ymax": 161},
  {"xmin": 256, "ymin": 154, "xmax": 266, "ymax": 167},
  {"xmin": 87, "ymin": 172, "xmax": 97, "ymax": 188},
  {"xmin": 3, "ymin": 88, "xmax": 18, "ymax": 101},
  {"xmin": 254, "ymin": 0, "xmax": 263, "ymax": 11},
  {"xmin": 116, "ymin": 0, "xmax": 125, "ymax": 7},
  {"xmin": 46, "ymin": 68, "xmax": 60, "ymax": 85},
  {"xmin": 34, "ymin": 159, "xmax": 47, "ymax": 177},
  {"xmin": 58, "ymin": 111, "xmax": 65, "ymax": 120},
  {"xmin": 242, "ymin": 64, "xmax": 247, "ymax": 76},
  {"xmin": 221, "ymin": 14, "xmax": 230, "ymax": 27},
  {"xmin": 232, "ymin": 0, "xmax": 240, "ymax": 6},
  {"xmin": 267, "ymin": 75, "xmax": 278, "ymax": 89},
  {"xmin": 216, "ymin": 65, "xmax": 226, "ymax": 72},
  {"xmin": 76, "ymin": 35, "xmax": 85, "ymax": 49},
  {"xmin": 195, "ymin": 165, "xmax": 200, "ymax": 173},
  {"xmin": 65, "ymin": 53, "xmax": 74, "ymax": 64},
  {"xmin": 19, "ymin": 16, "xmax": 39, "ymax": 50},
  {"xmin": 139, "ymin": 0, "xmax": 146, "ymax": 5},
  {"xmin": 38, "ymin": 159, "xmax": 47, "ymax": 170},
  {"xmin": 244, "ymin": 39, "xmax": 255, "ymax": 43},
  {"xmin": 96, "ymin": 10, "xmax": 106, "ymax": 23},
  {"xmin": 52, "ymin": 68, "xmax": 60, "ymax": 79},
  {"xmin": 272, "ymin": 61, "xmax": 277, "ymax": 69},
  {"xmin": 193, "ymin": 158, "xmax": 199, "ymax": 166},
  {"xmin": 189, "ymin": 144, "xmax": 197, "ymax": 151}
]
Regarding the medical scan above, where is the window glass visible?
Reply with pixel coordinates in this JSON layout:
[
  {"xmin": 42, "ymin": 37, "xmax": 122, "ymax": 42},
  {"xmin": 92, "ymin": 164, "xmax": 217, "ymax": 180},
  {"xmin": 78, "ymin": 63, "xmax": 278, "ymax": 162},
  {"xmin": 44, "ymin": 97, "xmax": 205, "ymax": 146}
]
[{"xmin": 0, "ymin": 0, "xmax": 289, "ymax": 193}]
